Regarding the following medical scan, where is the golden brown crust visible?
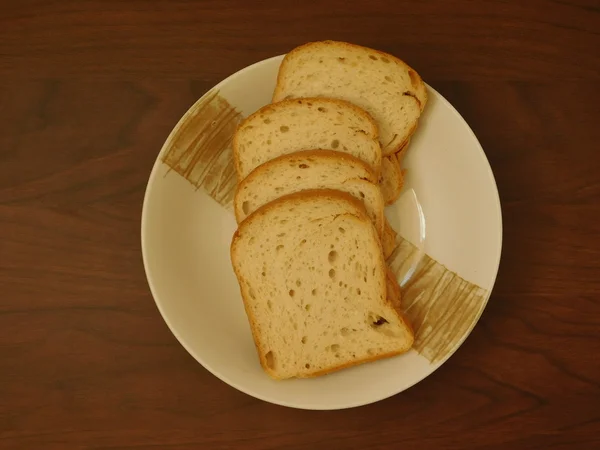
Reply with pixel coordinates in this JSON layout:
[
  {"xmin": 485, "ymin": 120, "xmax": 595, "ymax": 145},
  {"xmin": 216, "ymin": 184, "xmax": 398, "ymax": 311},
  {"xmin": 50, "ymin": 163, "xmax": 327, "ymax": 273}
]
[
  {"xmin": 395, "ymin": 138, "xmax": 411, "ymax": 164},
  {"xmin": 380, "ymin": 154, "xmax": 403, "ymax": 205},
  {"xmin": 233, "ymin": 149, "xmax": 378, "ymax": 223},
  {"xmin": 298, "ymin": 347, "xmax": 411, "ymax": 378}
]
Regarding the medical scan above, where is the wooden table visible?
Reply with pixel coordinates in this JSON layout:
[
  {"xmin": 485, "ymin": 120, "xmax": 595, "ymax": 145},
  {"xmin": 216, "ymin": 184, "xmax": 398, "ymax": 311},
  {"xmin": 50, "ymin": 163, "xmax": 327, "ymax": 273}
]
[{"xmin": 1, "ymin": 1, "xmax": 599, "ymax": 448}]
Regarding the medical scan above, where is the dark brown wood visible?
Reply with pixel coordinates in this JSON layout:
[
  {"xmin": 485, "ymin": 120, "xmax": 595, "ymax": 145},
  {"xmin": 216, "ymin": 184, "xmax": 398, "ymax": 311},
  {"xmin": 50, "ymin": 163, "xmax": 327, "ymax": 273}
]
[{"xmin": 1, "ymin": 1, "xmax": 599, "ymax": 449}]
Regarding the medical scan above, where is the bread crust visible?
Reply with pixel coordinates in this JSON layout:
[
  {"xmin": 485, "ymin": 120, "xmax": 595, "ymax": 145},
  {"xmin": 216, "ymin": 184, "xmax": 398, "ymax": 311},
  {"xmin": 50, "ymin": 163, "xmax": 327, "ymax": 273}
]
[{"xmin": 380, "ymin": 154, "xmax": 404, "ymax": 205}]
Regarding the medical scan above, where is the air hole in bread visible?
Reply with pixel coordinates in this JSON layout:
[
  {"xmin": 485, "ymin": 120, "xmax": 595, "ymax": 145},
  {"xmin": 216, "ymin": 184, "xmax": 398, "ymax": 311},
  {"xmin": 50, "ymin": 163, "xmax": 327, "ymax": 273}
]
[
  {"xmin": 331, "ymin": 139, "xmax": 340, "ymax": 149},
  {"xmin": 265, "ymin": 351, "xmax": 275, "ymax": 370},
  {"xmin": 331, "ymin": 344, "xmax": 340, "ymax": 352},
  {"xmin": 277, "ymin": 232, "xmax": 286, "ymax": 237},
  {"xmin": 249, "ymin": 288, "xmax": 256, "ymax": 299},
  {"xmin": 357, "ymin": 288, "xmax": 362, "ymax": 295},
  {"xmin": 369, "ymin": 313, "xmax": 389, "ymax": 328},
  {"xmin": 305, "ymin": 304, "xmax": 311, "ymax": 311},
  {"xmin": 384, "ymin": 75, "xmax": 392, "ymax": 82},
  {"xmin": 289, "ymin": 289, "xmax": 295, "ymax": 297},
  {"xmin": 296, "ymin": 280, "xmax": 301, "ymax": 287},
  {"xmin": 328, "ymin": 250, "xmax": 338, "ymax": 263},
  {"xmin": 338, "ymin": 57, "xmax": 345, "ymax": 62},
  {"xmin": 262, "ymin": 271, "xmax": 266, "ymax": 277},
  {"xmin": 248, "ymin": 237, "xmax": 255, "ymax": 245},
  {"xmin": 381, "ymin": 57, "xmax": 390, "ymax": 63},
  {"xmin": 280, "ymin": 125, "xmax": 289, "ymax": 132},
  {"xmin": 338, "ymin": 281, "xmax": 343, "ymax": 287},
  {"xmin": 305, "ymin": 363, "xmax": 311, "ymax": 369},
  {"xmin": 329, "ymin": 269, "xmax": 336, "ymax": 279},
  {"xmin": 299, "ymin": 164, "xmax": 309, "ymax": 169},
  {"xmin": 301, "ymin": 336, "xmax": 307, "ymax": 344},
  {"xmin": 267, "ymin": 139, "xmax": 271, "ymax": 145},
  {"xmin": 358, "ymin": 191, "xmax": 365, "ymax": 199},
  {"xmin": 275, "ymin": 187, "xmax": 283, "ymax": 193},
  {"xmin": 340, "ymin": 328, "xmax": 350, "ymax": 336},
  {"xmin": 276, "ymin": 244, "xmax": 284, "ymax": 252},
  {"xmin": 242, "ymin": 201, "xmax": 250, "ymax": 214},
  {"xmin": 369, "ymin": 55, "xmax": 378, "ymax": 60},
  {"xmin": 311, "ymin": 288, "xmax": 317, "ymax": 296},
  {"xmin": 317, "ymin": 107, "xmax": 327, "ymax": 112},
  {"xmin": 339, "ymin": 227, "xmax": 345, "ymax": 234},
  {"xmin": 334, "ymin": 353, "xmax": 340, "ymax": 358},
  {"xmin": 296, "ymin": 176, "xmax": 301, "ymax": 180},
  {"xmin": 267, "ymin": 300, "xmax": 272, "ymax": 310},
  {"xmin": 263, "ymin": 118, "xmax": 271, "ymax": 124}
]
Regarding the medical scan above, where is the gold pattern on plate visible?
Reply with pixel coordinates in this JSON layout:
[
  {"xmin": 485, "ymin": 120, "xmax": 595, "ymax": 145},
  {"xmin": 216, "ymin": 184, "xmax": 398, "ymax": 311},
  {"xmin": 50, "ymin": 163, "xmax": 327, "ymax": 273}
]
[
  {"xmin": 387, "ymin": 238, "xmax": 487, "ymax": 363},
  {"xmin": 161, "ymin": 89, "xmax": 243, "ymax": 209}
]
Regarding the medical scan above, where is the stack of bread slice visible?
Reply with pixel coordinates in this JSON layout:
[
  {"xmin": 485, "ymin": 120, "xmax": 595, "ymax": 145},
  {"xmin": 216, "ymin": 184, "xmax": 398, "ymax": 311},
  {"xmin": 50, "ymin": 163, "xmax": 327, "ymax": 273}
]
[{"xmin": 230, "ymin": 41, "xmax": 427, "ymax": 379}]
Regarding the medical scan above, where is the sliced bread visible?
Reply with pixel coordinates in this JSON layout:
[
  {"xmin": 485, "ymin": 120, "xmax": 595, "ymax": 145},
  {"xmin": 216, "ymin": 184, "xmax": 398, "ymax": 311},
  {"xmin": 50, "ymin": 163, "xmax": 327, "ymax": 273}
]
[
  {"xmin": 233, "ymin": 97, "xmax": 382, "ymax": 180},
  {"xmin": 230, "ymin": 190, "xmax": 414, "ymax": 379},
  {"xmin": 272, "ymin": 40, "xmax": 427, "ymax": 156},
  {"xmin": 380, "ymin": 153, "xmax": 405, "ymax": 205},
  {"xmin": 234, "ymin": 150, "xmax": 384, "ymax": 236}
]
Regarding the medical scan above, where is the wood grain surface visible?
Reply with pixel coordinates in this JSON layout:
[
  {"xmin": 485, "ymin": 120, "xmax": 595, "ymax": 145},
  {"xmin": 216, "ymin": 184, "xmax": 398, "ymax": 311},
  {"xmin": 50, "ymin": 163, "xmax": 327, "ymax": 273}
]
[{"xmin": 1, "ymin": 1, "xmax": 599, "ymax": 449}]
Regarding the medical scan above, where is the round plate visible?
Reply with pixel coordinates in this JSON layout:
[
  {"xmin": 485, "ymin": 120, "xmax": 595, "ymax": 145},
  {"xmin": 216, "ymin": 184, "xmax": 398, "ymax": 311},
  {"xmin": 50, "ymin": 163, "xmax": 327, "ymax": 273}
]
[{"xmin": 141, "ymin": 55, "xmax": 502, "ymax": 410}]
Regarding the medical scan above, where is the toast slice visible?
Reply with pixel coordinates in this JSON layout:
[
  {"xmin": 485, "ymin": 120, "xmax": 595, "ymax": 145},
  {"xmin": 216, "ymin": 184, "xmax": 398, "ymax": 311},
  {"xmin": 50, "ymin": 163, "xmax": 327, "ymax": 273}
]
[
  {"xmin": 273, "ymin": 40, "xmax": 427, "ymax": 156},
  {"xmin": 231, "ymin": 190, "xmax": 414, "ymax": 379},
  {"xmin": 233, "ymin": 97, "xmax": 382, "ymax": 180},
  {"xmin": 234, "ymin": 150, "xmax": 385, "ymax": 236}
]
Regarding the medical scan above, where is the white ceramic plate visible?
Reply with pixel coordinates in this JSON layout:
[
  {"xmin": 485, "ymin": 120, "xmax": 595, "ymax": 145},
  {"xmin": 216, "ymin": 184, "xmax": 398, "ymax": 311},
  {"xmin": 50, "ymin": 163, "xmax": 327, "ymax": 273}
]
[{"xmin": 141, "ymin": 55, "xmax": 502, "ymax": 410}]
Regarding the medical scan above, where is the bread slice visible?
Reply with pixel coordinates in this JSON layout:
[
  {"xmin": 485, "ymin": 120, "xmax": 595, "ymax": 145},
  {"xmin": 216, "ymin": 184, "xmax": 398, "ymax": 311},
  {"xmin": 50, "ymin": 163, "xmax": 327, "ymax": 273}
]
[
  {"xmin": 231, "ymin": 190, "xmax": 414, "ymax": 379},
  {"xmin": 233, "ymin": 97, "xmax": 382, "ymax": 180},
  {"xmin": 234, "ymin": 150, "xmax": 384, "ymax": 236},
  {"xmin": 273, "ymin": 40, "xmax": 427, "ymax": 156},
  {"xmin": 396, "ymin": 137, "xmax": 411, "ymax": 164},
  {"xmin": 380, "ymin": 153, "xmax": 405, "ymax": 205}
]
